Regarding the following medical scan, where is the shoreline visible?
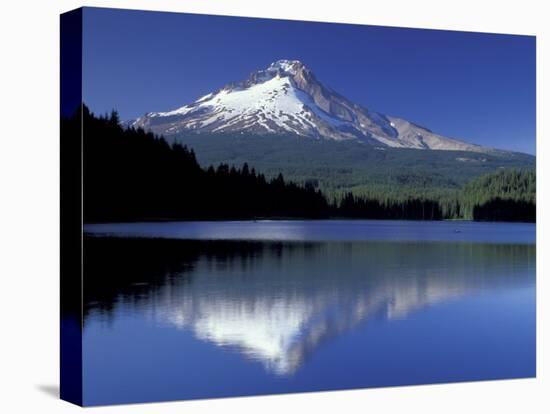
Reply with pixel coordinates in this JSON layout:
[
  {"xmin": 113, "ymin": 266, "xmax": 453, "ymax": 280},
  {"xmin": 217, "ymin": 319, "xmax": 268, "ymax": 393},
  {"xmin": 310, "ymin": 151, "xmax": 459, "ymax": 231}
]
[{"xmin": 83, "ymin": 217, "xmax": 536, "ymax": 225}]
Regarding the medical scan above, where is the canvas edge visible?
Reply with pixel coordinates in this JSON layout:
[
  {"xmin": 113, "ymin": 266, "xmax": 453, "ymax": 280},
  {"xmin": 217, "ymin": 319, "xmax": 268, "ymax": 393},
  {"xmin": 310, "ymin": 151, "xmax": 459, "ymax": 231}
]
[{"xmin": 60, "ymin": 7, "xmax": 84, "ymax": 407}]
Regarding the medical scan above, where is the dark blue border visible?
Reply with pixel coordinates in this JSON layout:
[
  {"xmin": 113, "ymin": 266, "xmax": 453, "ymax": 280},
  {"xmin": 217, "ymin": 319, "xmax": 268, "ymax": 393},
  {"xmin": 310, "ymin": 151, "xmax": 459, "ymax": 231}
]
[{"xmin": 60, "ymin": 7, "xmax": 83, "ymax": 406}]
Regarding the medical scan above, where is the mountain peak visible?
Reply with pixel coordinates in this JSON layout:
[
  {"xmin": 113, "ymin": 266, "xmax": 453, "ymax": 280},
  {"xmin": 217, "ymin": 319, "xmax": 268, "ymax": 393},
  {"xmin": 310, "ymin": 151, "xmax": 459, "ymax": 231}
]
[
  {"xmin": 266, "ymin": 59, "xmax": 306, "ymax": 75},
  {"xmin": 241, "ymin": 59, "xmax": 309, "ymax": 88}
]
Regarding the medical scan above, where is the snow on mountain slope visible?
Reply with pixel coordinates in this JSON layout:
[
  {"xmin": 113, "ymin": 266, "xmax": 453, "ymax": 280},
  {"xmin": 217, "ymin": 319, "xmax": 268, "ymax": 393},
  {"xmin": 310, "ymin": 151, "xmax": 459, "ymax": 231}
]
[{"xmin": 131, "ymin": 59, "xmax": 487, "ymax": 152}]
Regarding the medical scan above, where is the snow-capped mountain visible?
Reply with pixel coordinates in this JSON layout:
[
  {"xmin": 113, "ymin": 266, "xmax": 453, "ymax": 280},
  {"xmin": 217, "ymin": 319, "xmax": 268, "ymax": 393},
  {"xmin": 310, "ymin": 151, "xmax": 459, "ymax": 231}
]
[{"xmin": 131, "ymin": 59, "xmax": 485, "ymax": 152}]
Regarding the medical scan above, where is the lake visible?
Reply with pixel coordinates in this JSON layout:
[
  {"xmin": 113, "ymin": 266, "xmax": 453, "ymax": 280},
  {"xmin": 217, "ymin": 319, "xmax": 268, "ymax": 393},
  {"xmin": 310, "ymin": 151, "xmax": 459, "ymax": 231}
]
[{"xmin": 82, "ymin": 220, "xmax": 536, "ymax": 406}]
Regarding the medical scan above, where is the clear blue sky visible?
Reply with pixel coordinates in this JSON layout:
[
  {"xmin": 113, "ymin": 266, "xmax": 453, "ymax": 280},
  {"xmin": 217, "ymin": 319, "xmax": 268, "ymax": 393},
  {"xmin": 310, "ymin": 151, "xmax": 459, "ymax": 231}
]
[{"xmin": 82, "ymin": 7, "xmax": 536, "ymax": 154}]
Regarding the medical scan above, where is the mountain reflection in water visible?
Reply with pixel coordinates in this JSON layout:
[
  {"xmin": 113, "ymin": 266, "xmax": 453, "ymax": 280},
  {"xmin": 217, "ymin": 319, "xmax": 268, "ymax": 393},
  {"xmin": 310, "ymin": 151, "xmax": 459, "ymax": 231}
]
[{"xmin": 84, "ymin": 237, "xmax": 534, "ymax": 375}]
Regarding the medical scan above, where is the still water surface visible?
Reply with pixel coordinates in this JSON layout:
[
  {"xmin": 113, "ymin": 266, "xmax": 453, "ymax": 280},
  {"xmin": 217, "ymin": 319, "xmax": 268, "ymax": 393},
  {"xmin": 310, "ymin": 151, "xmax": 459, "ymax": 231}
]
[{"xmin": 82, "ymin": 220, "xmax": 535, "ymax": 405}]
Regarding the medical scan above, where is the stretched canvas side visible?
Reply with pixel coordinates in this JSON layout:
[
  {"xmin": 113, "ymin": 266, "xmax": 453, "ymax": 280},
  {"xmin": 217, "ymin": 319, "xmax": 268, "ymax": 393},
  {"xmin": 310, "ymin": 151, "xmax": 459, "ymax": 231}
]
[{"xmin": 60, "ymin": 7, "xmax": 84, "ymax": 407}]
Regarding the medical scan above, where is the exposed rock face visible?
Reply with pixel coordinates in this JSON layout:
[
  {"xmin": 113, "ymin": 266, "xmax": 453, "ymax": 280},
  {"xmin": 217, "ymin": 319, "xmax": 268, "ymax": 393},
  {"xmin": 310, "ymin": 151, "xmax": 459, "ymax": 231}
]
[{"xmin": 130, "ymin": 59, "xmax": 487, "ymax": 152}]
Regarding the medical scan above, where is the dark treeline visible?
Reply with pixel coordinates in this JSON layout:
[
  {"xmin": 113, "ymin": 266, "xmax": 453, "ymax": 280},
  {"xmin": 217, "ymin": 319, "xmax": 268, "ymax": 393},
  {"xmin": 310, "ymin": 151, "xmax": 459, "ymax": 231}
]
[
  {"xmin": 337, "ymin": 169, "xmax": 535, "ymax": 222},
  {"xmin": 71, "ymin": 106, "xmax": 535, "ymax": 223},
  {"xmin": 337, "ymin": 193, "xmax": 443, "ymax": 220},
  {"xmin": 77, "ymin": 106, "xmax": 328, "ymax": 222},
  {"xmin": 462, "ymin": 169, "xmax": 536, "ymax": 222},
  {"xmin": 473, "ymin": 198, "xmax": 535, "ymax": 222}
]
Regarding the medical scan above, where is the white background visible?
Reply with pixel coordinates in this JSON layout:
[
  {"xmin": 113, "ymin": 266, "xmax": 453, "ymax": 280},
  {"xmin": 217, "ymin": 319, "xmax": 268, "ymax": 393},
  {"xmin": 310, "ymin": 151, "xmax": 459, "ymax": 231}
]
[{"xmin": 0, "ymin": 0, "xmax": 547, "ymax": 412}]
